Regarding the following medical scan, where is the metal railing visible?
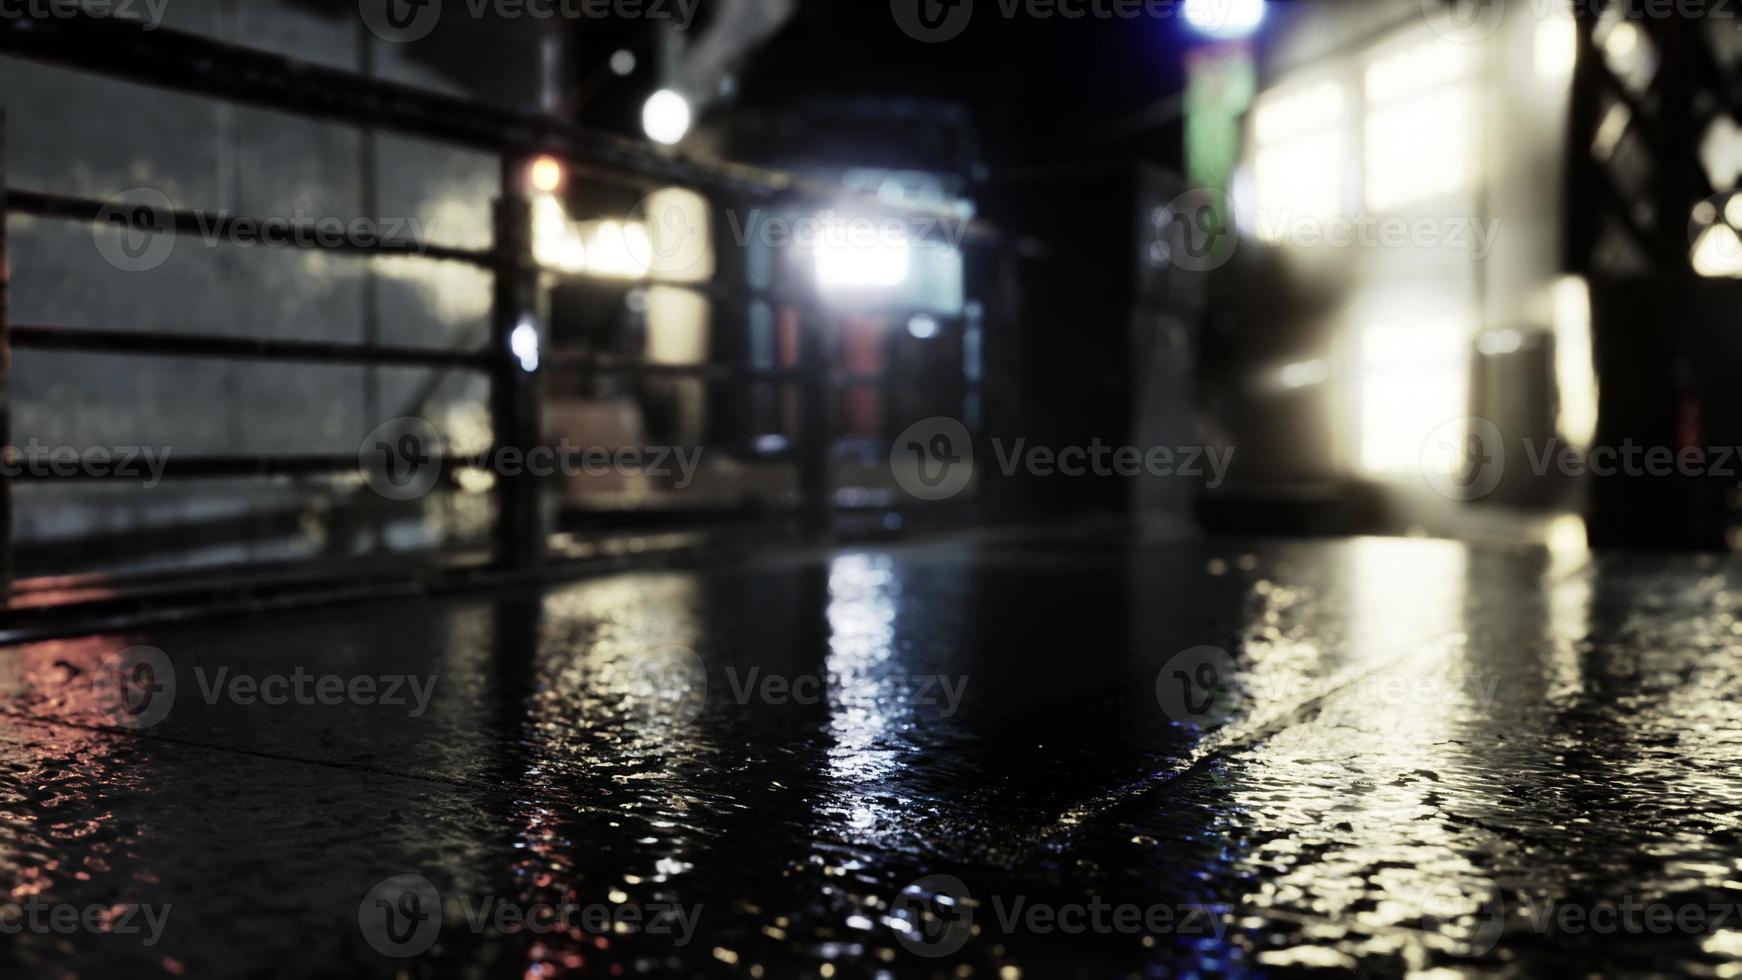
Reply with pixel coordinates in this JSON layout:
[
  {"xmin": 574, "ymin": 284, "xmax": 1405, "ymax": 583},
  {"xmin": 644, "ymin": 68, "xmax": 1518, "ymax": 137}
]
[{"xmin": 0, "ymin": 9, "xmax": 999, "ymax": 619}]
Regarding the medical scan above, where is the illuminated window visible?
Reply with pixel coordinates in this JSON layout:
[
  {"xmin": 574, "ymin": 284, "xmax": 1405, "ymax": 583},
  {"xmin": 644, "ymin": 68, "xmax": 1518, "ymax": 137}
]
[
  {"xmin": 1363, "ymin": 39, "xmax": 1478, "ymax": 211},
  {"xmin": 1250, "ymin": 79, "xmax": 1349, "ymax": 242}
]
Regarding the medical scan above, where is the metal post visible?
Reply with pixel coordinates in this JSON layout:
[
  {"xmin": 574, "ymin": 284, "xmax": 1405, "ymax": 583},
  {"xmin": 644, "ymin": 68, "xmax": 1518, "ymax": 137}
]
[
  {"xmin": 779, "ymin": 223, "xmax": 831, "ymax": 537},
  {"xmin": 1561, "ymin": 7, "xmax": 1597, "ymax": 274},
  {"xmin": 795, "ymin": 308, "xmax": 831, "ymax": 536},
  {"xmin": 492, "ymin": 155, "xmax": 542, "ymax": 571},
  {"xmin": 0, "ymin": 112, "xmax": 11, "ymax": 596}
]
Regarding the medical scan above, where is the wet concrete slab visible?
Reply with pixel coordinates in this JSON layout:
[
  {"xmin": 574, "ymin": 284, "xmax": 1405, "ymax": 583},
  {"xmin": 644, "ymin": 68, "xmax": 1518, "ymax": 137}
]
[{"xmin": 2, "ymin": 532, "xmax": 1741, "ymax": 976}]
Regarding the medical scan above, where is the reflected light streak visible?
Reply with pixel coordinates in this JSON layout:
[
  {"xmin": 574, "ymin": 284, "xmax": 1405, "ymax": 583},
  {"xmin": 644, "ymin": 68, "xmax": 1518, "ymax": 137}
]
[{"xmin": 1220, "ymin": 539, "xmax": 1487, "ymax": 968}]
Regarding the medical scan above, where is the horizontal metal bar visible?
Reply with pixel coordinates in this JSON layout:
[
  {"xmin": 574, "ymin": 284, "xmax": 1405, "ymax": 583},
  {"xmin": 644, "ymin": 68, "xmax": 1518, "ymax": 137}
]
[
  {"xmin": 5, "ymin": 445, "xmax": 808, "ymax": 481},
  {"xmin": 10, "ymin": 324, "xmax": 494, "ymax": 370},
  {"xmin": 0, "ymin": 12, "xmax": 1013, "ymax": 247},
  {"xmin": 8, "ymin": 189, "xmax": 495, "ymax": 266},
  {"xmin": 7, "ymin": 454, "xmax": 464, "ymax": 481},
  {"xmin": 544, "ymin": 269, "xmax": 814, "ymax": 308},
  {"xmin": 542, "ymin": 351, "xmax": 801, "ymax": 383}
]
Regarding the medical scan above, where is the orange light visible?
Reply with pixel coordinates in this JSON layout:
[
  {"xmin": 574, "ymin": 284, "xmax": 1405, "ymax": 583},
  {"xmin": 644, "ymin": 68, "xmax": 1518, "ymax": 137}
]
[{"xmin": 529, "ymin": 155, "xmax": 563, "ymax": 193}]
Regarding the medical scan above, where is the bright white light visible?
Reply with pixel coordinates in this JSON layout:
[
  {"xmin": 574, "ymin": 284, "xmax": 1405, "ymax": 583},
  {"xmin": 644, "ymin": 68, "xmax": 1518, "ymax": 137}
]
[
  {"xmin": 1358, "ymin": 317, "xmax": 1469, "ymax": 475},
  {"xmin": 1535, "ymin": 14, "xmax": 1577, "ymax": 81},
  {"xmin": 907, "ymin": 314, "xmax": 940, "ymax": 339},
  {"xmin": 1692, "ymin": 222, "xmax": 1742, "ymax": 279},
  {"xmin": 1552, "ymin": 276, "xmax": 1598, "ymax": 449},
  {"xmin": 1253, "ymin": 79, "xmax": 1344, "ymax": 145},
  {"xmin": 1476, "ymin": 329, "xmax": 1523, "ymax": 356},
  {"xmin": 1182, "ymin": 0, "xmax": 1264, "ymax": 39},
  {"xmin": 510, "ymin": 318, "xmax": 540, "ymax": 372},
  {"xmin": 1251, "ymin": 80, "xmax": 1347, "ymax": 242},
  {"xmin": 1277, "ymin": 358, "xmax": 1328, "ymax": 389},
  {"xmin": 1363, "ymin": 38, "xmax": 1477, "ymax": 211},
  {"xmin": 583, "ymin": 219, "xmax": 653, "ymax": 279},
  {"xmin": 642, "ymin": 89, "xmax": 692, "ymax": 145},
  {"xmin": 814, "ymin": 218, "xmax": 911, "ymax": 291},
  {"xmin": 1727, "ymin": 193, "xmax": 1742, "ymax": 229}
]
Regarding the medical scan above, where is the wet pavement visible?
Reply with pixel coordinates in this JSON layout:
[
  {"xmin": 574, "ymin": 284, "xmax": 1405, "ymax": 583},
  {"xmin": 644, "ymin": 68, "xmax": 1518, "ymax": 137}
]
[{"xmin": 3, "ymin": 530, "xmax": 1742, "ymax": 977}]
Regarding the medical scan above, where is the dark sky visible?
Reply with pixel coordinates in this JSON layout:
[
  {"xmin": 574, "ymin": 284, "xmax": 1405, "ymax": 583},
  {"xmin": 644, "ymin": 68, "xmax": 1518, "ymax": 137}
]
[{"xmin": 737, "ymin": 0, "xmax": 1196, "ymax": 167}]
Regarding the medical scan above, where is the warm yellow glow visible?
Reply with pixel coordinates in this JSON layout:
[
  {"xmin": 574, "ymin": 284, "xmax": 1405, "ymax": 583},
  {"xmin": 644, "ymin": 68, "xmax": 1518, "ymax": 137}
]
[
  {"xmin": 1534, "ymin": 13, "xmax": 1577, "ymax": 81},
  {"xmin": 533, "ymin": 188, "xmax": 714, "ymax": 284},
  {"xmin": 1552, "ymin": 276, "xmax": 1598, "ymax": 449},
  {"xmin": 582, "ymin": 219, "xmax": 654, "ymax": 279},
  {"xmin": 1546, "ymin": 513, "xmax": 1588, "ymax": 568},
  {"xmin": 532, "ymin": 194, "xmax": 587, "ymax": 272},
  {"xmin": 640, "ymin": 187, "xmax": 714, "ymax": 284},
  {"xmin": 645, "ymin": 285, "xmax": 710, "ymax": 365},
  {"xmin": 1692, "ymin": 223, "xmax": 1742, "ymax": 279},
  {"xmin": 1603, "ymin": 20, "xmax": 1640, "ymax": 65},
  {"xmin": 529, "ymin": 155, "xmax": 564, "ymax": 194},
  {"xmin": 1358, "ymin": 317, "xmax": 1469, "ymax": 475},
  {"xmin": 1592, "ymin": 102, "xmax": 1633, "ymax": 162},
  {"xmin": 1727, "ymin": 194, "xmax": 1742, "ymax": 229}
]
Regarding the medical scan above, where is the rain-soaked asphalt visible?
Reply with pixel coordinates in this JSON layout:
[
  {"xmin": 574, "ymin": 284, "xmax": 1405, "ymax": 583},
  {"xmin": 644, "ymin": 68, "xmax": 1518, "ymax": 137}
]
[{"xmin": 3, "ymin": 531, "xmax": 1742, "ymax": 977}]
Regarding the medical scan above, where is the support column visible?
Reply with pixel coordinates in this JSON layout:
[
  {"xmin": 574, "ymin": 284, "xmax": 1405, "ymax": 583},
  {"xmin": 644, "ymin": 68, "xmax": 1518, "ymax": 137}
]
[{"xmin": 492, "ymin": 156, "xmax": 543, "ymax": 571}]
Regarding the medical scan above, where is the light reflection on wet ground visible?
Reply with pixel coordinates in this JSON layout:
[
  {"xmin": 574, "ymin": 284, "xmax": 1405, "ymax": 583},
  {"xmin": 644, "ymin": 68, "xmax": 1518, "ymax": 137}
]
[{"xmin": 1, "ymin": 533, "xmax": 1741, "ymax": 976}]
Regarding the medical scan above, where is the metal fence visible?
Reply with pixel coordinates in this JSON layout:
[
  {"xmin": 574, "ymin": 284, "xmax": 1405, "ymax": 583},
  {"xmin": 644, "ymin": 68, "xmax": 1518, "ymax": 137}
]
[{"xmin": 0, "ymin": 10, "xmax": 1001, "ymax": 634}]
